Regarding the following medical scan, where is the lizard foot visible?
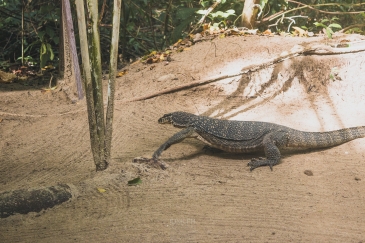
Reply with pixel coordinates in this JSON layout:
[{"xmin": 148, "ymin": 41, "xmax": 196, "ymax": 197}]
[
  {"xmin": 133, "ymin": 157, "xmax": 168, "ymax": 170},
  {"xmin": 247, "ymin": 158, "xmax": 277, "ymax": 171}
]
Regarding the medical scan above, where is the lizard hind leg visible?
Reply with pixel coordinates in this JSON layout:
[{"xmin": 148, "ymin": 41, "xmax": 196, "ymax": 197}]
[{"xmin": 247, "ymin": 131, "xmax": 288, "ymax": 171}]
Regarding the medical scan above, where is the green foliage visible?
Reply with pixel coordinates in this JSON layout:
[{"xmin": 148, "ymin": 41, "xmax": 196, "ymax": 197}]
[
  {"xmin": 196, "ymin": 9, "xmax": 236, "ymax": 29},
  {"xmin": 267, "ymin": 0, "xmax": 288, "ymax": 13},
  {"xmin": 39, "ymin": 42, "xmax": 54, "ymax": 68},
  {"xmin": 0, "ymin": 0, "xmax": 60, "ymax": 70},
  {"xmin": 314, "ymin": 17, "xmax": 342, "ymax": 39},
  {"xmin": 262, "ymin": 0, "xmax": 365, "ymax": 35},
  {"xmin": 16, "ymin": 56, "xmax": 37, "ymax": 66},
  {"xmin": 197, "ymin": 9, "xmax": 236, "ymax": 20},
  {"xmin": 0, "ymin": 0, "xmax": 364, "ymax": 72},
  {"xmin": 172, "ymin": 6, "xmax": 198, "ymax": 41}
]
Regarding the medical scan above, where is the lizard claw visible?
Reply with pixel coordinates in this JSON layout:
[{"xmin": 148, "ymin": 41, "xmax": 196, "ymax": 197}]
[{"xmin": 248, "ymin": 157, "xmax": 276, "ymax": 171}]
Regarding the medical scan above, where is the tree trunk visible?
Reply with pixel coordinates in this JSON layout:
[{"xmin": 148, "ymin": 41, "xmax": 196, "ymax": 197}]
[
  {"xmin": 75, "ymin": 0, "xmax": 121, "ymax": 171},
  {"xmin": 104, "ymin": 0, "xmax": 122, "ymax": 164},
  {"xmin": 60, "ymin": 0, "xmax": 84, "ymax": 101},
  {"xmin": 241, "ymin": 0, "xmax": 261, "ymax": 29}
]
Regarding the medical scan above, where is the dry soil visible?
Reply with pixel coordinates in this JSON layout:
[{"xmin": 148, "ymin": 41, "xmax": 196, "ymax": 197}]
[{"xmin": 1, "ymin": 34, "xmax": 365, "ymax": 242}]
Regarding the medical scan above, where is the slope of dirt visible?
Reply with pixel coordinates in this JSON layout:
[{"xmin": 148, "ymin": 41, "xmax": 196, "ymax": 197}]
[{"xmin": 1, "ymin": 34, "xmax": 365, "ymax": 242}]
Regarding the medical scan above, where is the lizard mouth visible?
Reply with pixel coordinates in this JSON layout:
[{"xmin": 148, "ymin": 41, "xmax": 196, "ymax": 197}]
[{"xmin": 158, "ymin": 113, "xmax": 173, "ymax": 124}]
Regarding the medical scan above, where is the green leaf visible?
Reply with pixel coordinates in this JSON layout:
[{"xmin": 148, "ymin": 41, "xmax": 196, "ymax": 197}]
[
  {"xmin": 24, "ymin": 40, "xmax": 40, "ymax": 53},
  {"xmin": 128, "ymin": 177, "xmax": 142, "ymax": 186},
  {"xmin": 46, "ymin": 43, "xmax": 54, "ymax": 60},
  {"xmin": 221, "ymin": 13, "xmax": 229, "ymax": 18},
  {"xmin": 211, "ymin": 11, "xmax": 223, "ymax": 18},
  {"xmin": 172, "ymin": 8, "xmax": 198, "ymax": 42},
  {"xmin": 226, "ymin": 9, "xmax": 235, "ymax": 14},
  {"xmin": 40, "ymin": 43, "xmax": 50, "ymax": 68},
  {"xmin": 221, "ymin": 10, "xmax": 235, "ymax": 18},
  {"xmin": 46, "ymin": 26, "xmax": 55, "ymax": 39},
  {"xmin": 260, "ymin": 0, "xmax": 269, "ymax": 7},
  {"xmin": 200, "ymin": 1, "xmax": 210, "ymax": 8},
  {"xmin": 41, "ymin": 43, "xmax": 47, "ymax": 55},
  {"xmin": 314, "ymin": 22, "xmax": 326, "ymax": 28},
  {"xmin": 38, "ymin": 31, "xmax": 45, "ymax": 41},
  {"xmin": 328, "ymin": 23, "xmax": 342, "ymax": 29},
  {"xmin": 40, "ymin": 52, "xmax": 49, "ymax": 68},
  {"xmin": 196, "ymin": 10, "xmax": 208, "ymax": 15},
  {"xmin": 325, "ymin": 27, "xmax": 333, "ymax": 39},
  {"xmin": 53, "ymin": 36, "xmax": 59, "ymax": 45}
]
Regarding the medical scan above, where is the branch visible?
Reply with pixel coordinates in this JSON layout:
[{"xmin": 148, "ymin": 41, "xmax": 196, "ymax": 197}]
[
  {"xmin": 99, "ymin": 0, "xmax": 107, "ymax": 24},
  {"xmin": 269, "ymin": 2, "xmax": 365, "ymax": 22},
  {"xmin": 288, "ymin": 0, "xmax": 365, "ymax": 15}
]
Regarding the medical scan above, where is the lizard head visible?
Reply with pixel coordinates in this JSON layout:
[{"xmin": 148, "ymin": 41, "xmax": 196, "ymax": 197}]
[{"xmin": 158, "ymin": 112, "xmax": 196, "ymax": 127}]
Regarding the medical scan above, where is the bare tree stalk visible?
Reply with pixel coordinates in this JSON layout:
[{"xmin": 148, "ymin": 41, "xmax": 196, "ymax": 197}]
[
  {"xmin": 99, "ymin": 0, "xmax": 107, "ymax": 24},
  {"xmin": 86, "ymin": 0, "xmax": 107, "ymax": 171},
  {"xmin": 62, "ymin": 0, "xmax": 84, "ymax": 99},
  {"xmin": 162, "ymin": 0, "xmax": 172, "ymax": 49},
  {"xmin": 104, "ymin": 0, "xmax": 121, "ymax": 165},
  {"xmin": 21, "ymin": 1, "xmax": 24, "ymax": 65},
  {"xmin": 75, "ymin": 0, "xmax": 105, "ymax": 171}
]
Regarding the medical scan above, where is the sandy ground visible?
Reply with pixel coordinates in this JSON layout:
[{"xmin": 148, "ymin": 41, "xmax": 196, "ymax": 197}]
[{"xmin": 1, "ymin": 34, "xmax": 365, "ymax": 242}]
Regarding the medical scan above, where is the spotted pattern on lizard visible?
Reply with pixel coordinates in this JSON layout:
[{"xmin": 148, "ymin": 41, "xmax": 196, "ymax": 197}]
[{"xmin": 152, "ymin": 111, "xmax": 365, "ymax": 170}]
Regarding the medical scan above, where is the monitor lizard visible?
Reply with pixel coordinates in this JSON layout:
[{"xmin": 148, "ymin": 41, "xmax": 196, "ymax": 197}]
[{"xmin": 149, "ymin": 111, "xmax": 365, "ymax": 171}]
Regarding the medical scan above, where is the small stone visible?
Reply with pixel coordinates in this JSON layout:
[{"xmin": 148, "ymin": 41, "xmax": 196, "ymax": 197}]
[{"xmin": 304, "ymin": 170, "xmax": 313, "ymax": 176}]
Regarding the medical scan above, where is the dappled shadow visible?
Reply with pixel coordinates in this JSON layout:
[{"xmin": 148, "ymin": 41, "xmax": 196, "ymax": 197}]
[
  {"xmin": 201, "ymin": 58, "xmax": 302, "ymax": 119},
  {"xmin": 200, "ymin": 53, "xmax": 364, "ymax": 132}
]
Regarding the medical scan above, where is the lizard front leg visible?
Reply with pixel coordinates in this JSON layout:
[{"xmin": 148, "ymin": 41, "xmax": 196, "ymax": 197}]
[
  {"xmin": 152, "ymin": 127, "xmax": 195, "ymax": 160},
  {"xmin": 134, "ymin": 127, "xmax": 195, "ymax": 169},
  {"xmin": 248, "ymin": 131, "xmax": 288, "ymax": 171}
]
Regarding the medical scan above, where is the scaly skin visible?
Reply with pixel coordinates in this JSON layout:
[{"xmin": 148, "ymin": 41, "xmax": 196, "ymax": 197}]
[{"xmin": 152, "ymin": 112, "xmax": 365, "ymax": 170}]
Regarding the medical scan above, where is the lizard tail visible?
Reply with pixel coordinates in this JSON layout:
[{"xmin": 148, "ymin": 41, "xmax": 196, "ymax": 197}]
[{"xmin": 288, "ymin": 126, "xmax": 365, "ymax": 148}]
